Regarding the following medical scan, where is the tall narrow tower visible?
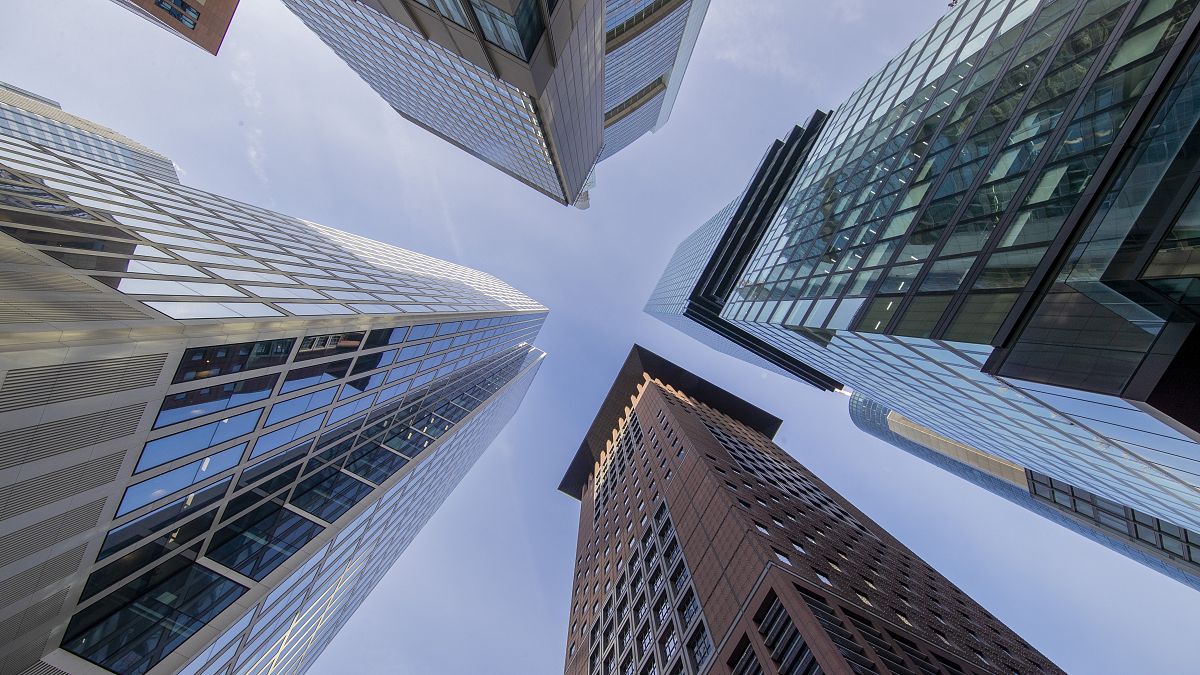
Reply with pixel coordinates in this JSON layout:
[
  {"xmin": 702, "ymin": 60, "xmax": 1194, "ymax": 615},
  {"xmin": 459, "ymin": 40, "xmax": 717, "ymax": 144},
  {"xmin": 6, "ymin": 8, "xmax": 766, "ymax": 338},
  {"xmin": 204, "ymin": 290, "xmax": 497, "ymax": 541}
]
[{"xmin": 559, "ymin": 347, "xmax": 1060, "ymax": 675}]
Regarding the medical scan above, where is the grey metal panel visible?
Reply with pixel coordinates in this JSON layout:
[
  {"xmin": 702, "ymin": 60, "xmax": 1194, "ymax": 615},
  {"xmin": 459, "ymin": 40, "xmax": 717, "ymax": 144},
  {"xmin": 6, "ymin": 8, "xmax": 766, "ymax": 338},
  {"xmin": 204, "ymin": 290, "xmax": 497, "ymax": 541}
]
[
  {"xmin": 0, "ymin": 545, "xmax": 87, "ymax": 607},
  {"xmin": 0, "ymin": 354, "xmax": 166, "ymax": 413},
  {"xmin": 0, "ymin": 403, "xmax": 146, "ymax": 470},
  {"xmin": 0, "ymin": 299, "xmax": 153, "ymax": 324},
  {"xmin": 0, "ymin": 500, "xmax": 105, "ymax": 569},
  {"xmin": 0, "ymin": 453, "xmax": 123, "ymax": 521}
]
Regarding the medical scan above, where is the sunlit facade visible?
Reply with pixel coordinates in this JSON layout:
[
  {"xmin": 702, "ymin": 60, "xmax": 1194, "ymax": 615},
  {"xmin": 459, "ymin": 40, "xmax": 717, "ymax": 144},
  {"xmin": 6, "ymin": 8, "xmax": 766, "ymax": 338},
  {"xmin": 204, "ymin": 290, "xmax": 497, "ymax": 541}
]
[
  {"xmin": 559, "ymin": 347, "xmax": 1060, "ymax": 675},
  {"xmin": 0, "ymin": 127, "xmax": 545, "ymax": 675},
  {"xmin": 649, "ymin": 0, "xmax": 1200, "ymax": 544},
  {"xmin": 281, "ymin": 0, "xmax": 709, "ymax": 205}
]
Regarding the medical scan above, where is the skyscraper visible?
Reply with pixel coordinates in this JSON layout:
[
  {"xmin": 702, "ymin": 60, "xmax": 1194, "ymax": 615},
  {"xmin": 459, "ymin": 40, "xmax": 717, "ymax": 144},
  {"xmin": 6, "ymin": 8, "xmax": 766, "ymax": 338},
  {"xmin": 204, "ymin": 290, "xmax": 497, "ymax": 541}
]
[
  {"xmin": 281, "ymin": 0, "xmax": 709, "ymax": 206},
  {"xmin": 107, "ymin": 0, "xmax": 241, "ymax": 54},
  {"xmin": 648, "ymin": 0, "xmax": 1200, "ymax": 575},
  {"xmin": 0, "ymin": 82, "xmax": 178, "ymax": 183},
  {"xmin": 849, "ymin": 393, "xmax": 1200, "ymax": 592},
  {"xmin": 0, "ymin": 118, "xmax": 545, "ymax": 675},
  {"xmin": 558, "ymin": 346, "xmax": 1061, "ymax": 675}
]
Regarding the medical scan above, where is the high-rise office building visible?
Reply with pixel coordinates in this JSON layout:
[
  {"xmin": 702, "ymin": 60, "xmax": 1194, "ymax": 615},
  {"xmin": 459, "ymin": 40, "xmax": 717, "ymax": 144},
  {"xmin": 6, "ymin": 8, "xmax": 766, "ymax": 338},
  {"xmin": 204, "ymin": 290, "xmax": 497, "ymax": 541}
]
[
  {"xmin": 849, "ymin": 393, "xmax": 1200, "ymax": 592},
  {"xmin": 0, "ymin": 119, "xmax": 545, "ymax": 675},
  {"xmin": 281, "ymin": 0, "xmax": 709, "ymax": 206},
  {"xmin": 0, "ymin": 82, "xmax": 178, "ymax": 183},
  {"xmin": 648, "ymin": 0, "xmax": 1200, "ymax": 567},
  {"xmin": 107, "ymin": 0, "xmax": 241, "ymax": 54},
  {"xmin": 558, "ymin": 346, "xmax": 1060, "ymax": 675}
]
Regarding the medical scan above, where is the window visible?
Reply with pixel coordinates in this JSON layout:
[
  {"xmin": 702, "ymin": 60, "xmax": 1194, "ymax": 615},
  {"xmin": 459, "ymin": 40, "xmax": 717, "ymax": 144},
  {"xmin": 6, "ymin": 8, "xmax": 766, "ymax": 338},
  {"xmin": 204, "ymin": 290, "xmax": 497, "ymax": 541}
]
[
  {"xmin": 661, "ymin": 628, "xmax": 680, "ymax": 660},
  {"xmin": 119, "ymin": 444, "xmax": 245, "ymax": 516},
  {"xmin": 688, "ymin": 627, "xmax": 713, "ymax": 667},
  {"xmin": 153, "ymin": 0, "xmax": 200, "ymax": 29},
  {"xmin": 138, "ymin": 409, "xmax": 261, "ymax": 471},
  {"xmin": 678, "ymin": 591, "xmax": 699, "ymax": 626},
  {"xmin": 174, "ymin": 338, "xmax": 293, "ymax": 383},
  {"xmin": 155, "ymin": 374, "xmax": 277, "ymax": 429}
]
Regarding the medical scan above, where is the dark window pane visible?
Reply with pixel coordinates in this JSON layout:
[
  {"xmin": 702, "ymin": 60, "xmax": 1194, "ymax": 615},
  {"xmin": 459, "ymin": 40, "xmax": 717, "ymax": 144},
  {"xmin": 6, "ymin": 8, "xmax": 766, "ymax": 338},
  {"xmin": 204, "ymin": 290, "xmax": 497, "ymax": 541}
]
[
  {"xmin": 64, "ymin": 547, "xmax": 245, "ymax": 675},
  {"xmin": 207, "ymin": 501, "xmax": 324, "ymax": 580},
  {"xmin": 174, "ymin": 338, "xmax": 294, "ymax": 383}
]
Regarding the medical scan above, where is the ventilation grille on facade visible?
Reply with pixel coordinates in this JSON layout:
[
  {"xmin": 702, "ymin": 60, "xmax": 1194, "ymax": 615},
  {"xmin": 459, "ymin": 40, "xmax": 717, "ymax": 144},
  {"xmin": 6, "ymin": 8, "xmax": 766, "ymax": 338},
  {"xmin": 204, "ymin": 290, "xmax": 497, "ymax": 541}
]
[
  {"xmin": 0, "ymin": 353, "xmax": 166, "ymax": 413},
  {"xmin": 0, "ymin": 300, "xmax": 150, "ymax": 324},
  {"xmin": 0, "ymin": 499, "xmax": 105, "ymax": 569},
  {"xmin": 0, "ymin": 248, "xmax": 45, "ymax": 265},
  {"xmin": 16, "ymin": 662, "xmax": 73, "ymax": 675},
  {"xmin": 0, "ymin": 589, "xmax": 67, "ymax": 664},
  {"xmin": 0, "ymin": 403, "xmax": 145, "ymax": 471},
  {"xmin": 0, "ymin": 270, "xmax": 99, "ymax": 294},
  {"xmin": 753, "ymin": 591, "xmax": 822, "ymax": 675},
  {"xmin": 0, "ymin": 452, "xmax": 122, "ymax": 521},
  {"xmin": 0, "ymin": 544, "xmax": 86, "ymax": 608},
  {"xmin": 795, "ymin": 585, "xmax": 879, "ymax": 673}
]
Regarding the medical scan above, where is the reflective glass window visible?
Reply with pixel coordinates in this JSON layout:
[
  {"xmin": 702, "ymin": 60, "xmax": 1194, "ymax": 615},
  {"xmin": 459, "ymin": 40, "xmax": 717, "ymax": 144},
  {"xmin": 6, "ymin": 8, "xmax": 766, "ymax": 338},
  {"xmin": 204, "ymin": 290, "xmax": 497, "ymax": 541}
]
[
  {"xmin": 154, "ymin": 374, "xmax": 278, "ymax": 429},
  {"xmin": 120, "ymin": 444, "xmax": 246, "ymax": 516}
]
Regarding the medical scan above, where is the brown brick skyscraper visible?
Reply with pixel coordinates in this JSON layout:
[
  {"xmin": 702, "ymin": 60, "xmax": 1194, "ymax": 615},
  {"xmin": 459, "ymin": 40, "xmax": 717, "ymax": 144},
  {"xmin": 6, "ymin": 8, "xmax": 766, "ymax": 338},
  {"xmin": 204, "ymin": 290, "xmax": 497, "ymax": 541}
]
[{"xmin": 559, "ymin": 346, "xmax": 1061, "ymax": 675}]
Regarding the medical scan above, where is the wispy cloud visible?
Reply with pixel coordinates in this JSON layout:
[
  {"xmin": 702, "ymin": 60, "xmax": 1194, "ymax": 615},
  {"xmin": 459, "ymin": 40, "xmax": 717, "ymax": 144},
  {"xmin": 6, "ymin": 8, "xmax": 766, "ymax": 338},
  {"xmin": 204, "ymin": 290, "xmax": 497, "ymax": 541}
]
[
  {"xmin": 230, "ymin": 49, "xmax": 268, "ymax": 185},
  {"xmin": 703, "ymin": 0, "xmax": 867, "ymax": 89}
]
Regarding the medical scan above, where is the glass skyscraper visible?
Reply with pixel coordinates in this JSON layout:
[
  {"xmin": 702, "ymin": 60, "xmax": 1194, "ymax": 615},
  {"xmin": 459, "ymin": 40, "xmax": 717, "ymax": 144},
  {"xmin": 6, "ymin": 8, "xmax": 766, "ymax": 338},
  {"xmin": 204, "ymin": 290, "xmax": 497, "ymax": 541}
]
[
  {"xmin": 0, "ymin": 82, "xmax": 178, "ymax": 184},
  {"xmin": 849, "ymin": 393, "xmax": 1200, "ymax": 591},
  {"xmin": 281, "ymin": 0, "xmax": 709, "ymax": 206},
  {"xmin": 0, "ymin": 117, "xmax": 545, "ymax": 674},
  {"xmin": 649, "ymin": 0, "xmax": 1200, "ymax": 584}
]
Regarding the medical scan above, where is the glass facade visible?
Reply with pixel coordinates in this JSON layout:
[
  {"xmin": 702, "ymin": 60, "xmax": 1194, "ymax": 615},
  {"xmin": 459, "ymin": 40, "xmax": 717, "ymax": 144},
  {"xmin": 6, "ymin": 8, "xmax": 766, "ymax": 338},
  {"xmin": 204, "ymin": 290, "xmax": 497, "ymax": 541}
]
[
  {"xmin": 849, "ymin": 393, "xmax": 1200, "ymax": 590},
  {"xmin": 0, "ymin": 82, "xmax": 179, "ymax": 182},
  {"xmin": 280, "ymin": 0, "xmax": 707, "ymax": 205},
  {"xmin": 282, "ymin": 0, "xmax": 566, "ymax": 201},
  {"xmin": 0, "ymin": 125, "xmax": 547, "ymax": 675},
  {"xmin": 649, "ymin": 0, "xmax": 1200, "ymax": 538}
]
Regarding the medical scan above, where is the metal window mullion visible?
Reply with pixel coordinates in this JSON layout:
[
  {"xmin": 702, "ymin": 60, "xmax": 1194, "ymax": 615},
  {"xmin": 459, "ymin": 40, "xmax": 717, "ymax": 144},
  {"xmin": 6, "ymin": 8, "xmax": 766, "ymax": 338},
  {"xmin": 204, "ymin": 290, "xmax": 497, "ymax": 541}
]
[
  {"xmin": 860, "ymin": 0, "xmax": 1072, "ymax": 334},
  {"xmin": 929, "ymin": 0, "xmax": 1162, "ymax": 339},
  {"xmin": 820, "ymin": 0, "xmax": 1024, "ymax": 328}
]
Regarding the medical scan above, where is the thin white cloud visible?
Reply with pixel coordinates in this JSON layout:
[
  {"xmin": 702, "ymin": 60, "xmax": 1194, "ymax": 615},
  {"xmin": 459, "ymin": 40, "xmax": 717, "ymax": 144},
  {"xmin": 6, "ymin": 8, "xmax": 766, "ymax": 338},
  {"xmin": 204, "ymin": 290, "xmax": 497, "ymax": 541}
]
[{"xmin": 230, "ymin": 49, "xmax": 269, "ymax": 184}]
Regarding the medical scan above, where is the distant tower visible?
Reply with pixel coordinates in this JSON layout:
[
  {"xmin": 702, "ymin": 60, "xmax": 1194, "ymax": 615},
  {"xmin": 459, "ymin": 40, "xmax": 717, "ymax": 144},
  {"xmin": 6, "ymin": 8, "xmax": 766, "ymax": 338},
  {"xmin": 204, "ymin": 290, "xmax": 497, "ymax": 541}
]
[{"xmin": 559, "ymin": 346, "xmax": 1061, "ymax": 675}]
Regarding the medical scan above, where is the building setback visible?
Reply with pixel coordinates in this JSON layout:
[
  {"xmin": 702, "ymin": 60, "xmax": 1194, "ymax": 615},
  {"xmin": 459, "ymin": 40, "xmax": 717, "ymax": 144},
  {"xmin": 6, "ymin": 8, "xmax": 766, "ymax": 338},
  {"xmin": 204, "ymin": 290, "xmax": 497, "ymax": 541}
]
[
  {"xmin": 0, "ymin": 82, "xmax": 178, "ymax": 183},
  {"xmin": 558, "ymin": 346, "xmax": 1061, "ymax": 675},
  {"xmin": 648, "ymin": 0, "xmax": 1200, "ymax": 577},
  {"xmin": 0, "ymin": 121, "xmax": 545, "ymax": 675},
  {"xmin": 107, "ymin": 0, "xmax": 240, "ymax": 54},
  {"xmin": 280, "ymin": 0, "xmax": 709, "ymax": 206}
]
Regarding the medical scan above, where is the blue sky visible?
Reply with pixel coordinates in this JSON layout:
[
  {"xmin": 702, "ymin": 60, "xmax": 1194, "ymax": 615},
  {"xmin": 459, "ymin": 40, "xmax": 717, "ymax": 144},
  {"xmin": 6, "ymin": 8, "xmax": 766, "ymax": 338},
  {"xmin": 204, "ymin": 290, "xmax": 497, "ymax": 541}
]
[{"xmin": 2, "ymin": 1, "xmax": 1196, "ymax": 672}]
